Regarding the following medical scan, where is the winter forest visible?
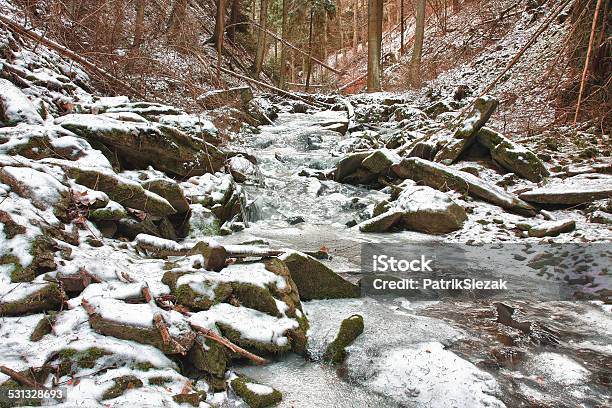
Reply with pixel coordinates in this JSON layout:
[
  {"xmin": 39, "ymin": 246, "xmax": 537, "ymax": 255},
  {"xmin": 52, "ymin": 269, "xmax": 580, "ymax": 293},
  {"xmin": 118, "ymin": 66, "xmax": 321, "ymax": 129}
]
[{"xmin": 0, "ymin": 0, "xmax": 610, "ymax": 407}]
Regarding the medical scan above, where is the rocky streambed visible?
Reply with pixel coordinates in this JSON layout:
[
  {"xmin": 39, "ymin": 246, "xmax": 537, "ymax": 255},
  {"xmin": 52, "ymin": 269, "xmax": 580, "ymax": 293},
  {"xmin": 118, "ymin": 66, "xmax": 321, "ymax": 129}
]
[{"xmin": 0, "ymin": 21, "xmax": 611, "ymax": 408}]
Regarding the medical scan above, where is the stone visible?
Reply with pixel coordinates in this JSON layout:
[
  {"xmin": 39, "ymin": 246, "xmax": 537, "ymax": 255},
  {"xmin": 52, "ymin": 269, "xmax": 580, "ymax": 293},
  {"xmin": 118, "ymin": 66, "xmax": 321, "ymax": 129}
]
[
  {"xmin": 334, "ymin": 151, "xmax": 371, "ymax": 181},
  {"xmin": 361, "ymin": 148, "xmax": 401, "ymax": 175},
  {"xmin": 172, "ymin": 393, "xmax": 202, "ymax": 407},
  {"xmin": 590, "ymin": 211, "xmax": 612, "ymax": 224},
  {"xmin": 519, "ymin": 174, "xmax": 612, "ymax": 205},
  {"xmin": 358, "ymin": 210, "xmax": 403, "ymax": 232},
  {"xmin": 434, "ymin": 96, "xmax": 499, "ymax": 163},
  {"xmin": 477, "ymin": 127, "xmax": 549, "ymax": 182},
  {"xmin": 188, "ymin": 336, "xmax": 229, "ymax": 377},
  {"xmin": 396, "ymin": 186, "xmax": 467, "ymax": 233},
  {"xmin": 142, "ymin": 178, "xmax": 190, "ymax": 214},
  {"xmin": 230, "ymin": 377, "xmax": 282, "ymax": 408},
  {"xmin": 392, "ymin": 157, "xmax": 536, "ymax": 216},
  {"xmin": 0, "ymin": 78, "xmax": 44, "ymax": 125},
  {"xmin": 323, "ymin": 314, "xmax": 364, "ymax": 364},
  {"xmin": 528, "ymin": 219, "xmax": 576, "ymax": 237},
  {"xmin": 89, "ymin": 201, "xmax": 127, "ymax": 221},
  {"xmin": 0, "ymin": 283, "xmax": 64, "ymax": 316},
  {"xmin": 280, "ymin": 251, "xmax": 360, "ymax": 300},
  {"xmin": 102, "ymin": 375, "xmax": 143, "ymax": 400}
]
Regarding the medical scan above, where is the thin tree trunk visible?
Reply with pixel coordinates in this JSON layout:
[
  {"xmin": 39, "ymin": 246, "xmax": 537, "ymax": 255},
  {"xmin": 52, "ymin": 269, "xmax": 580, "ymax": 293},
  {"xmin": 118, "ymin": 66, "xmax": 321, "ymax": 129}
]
[
  {"xmin": 452, "ymin": 0, "xmax": 460, "ymax": 13},
  {"xmin": 166, "ymin": 0, "xmax": 189, "ymax": 34},
  {"xmin": 279, "ymin": 0, "xmax": 289, "ymax": 88},
  {"xmin": 253, "ymin": 0, "xmax": 269, "ymax": 77},
  {"xmin": 216, "ymin": 0, "xmax": 225, "ymax": 81},
  {"xmin": 305, "ymin": 8, "xmax": 315, "ymax": 91},
  {"xmin": 367, "ymin": 0, "xmax": 383, "ymax": 91},
  {"xmin": 411, "ymin": 0, "xmax": 426, "ymax": 82},
  {"xmin": 337, "ymin": 0, "xmax": 345, "ymax": 60},
  {"xmin": 400, "ymin": 0, "xmax": 404, "ymax": 54},
  {"xmin": 132, "ymin": 0, "xmax": 145, "ymax": 49},
  {"xmin": 228, "ymin": 0, "xmax": 240, "ymax": 42}
]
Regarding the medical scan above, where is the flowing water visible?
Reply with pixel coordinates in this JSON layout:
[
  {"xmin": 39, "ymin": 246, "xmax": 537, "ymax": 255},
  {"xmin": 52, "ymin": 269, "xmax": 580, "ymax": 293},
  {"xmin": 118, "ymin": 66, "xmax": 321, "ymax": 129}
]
[{"xmin": 218, "ymin": 108, "xmax": 611, "ymax": 407}]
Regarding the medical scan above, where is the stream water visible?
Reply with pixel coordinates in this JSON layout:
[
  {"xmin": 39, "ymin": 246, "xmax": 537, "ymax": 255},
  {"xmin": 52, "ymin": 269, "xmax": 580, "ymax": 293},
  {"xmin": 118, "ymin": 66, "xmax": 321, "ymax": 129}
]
[{"xmin": 217, "ymin": 108, "xmax": 610, "ymax": 407}]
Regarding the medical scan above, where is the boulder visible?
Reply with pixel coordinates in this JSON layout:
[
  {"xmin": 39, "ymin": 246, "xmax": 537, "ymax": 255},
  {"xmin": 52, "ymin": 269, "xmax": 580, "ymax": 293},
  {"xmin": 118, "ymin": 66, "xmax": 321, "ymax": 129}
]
[
  {"xmin": 358, "ymin": 210, "xmax": 403, "ymax": 233},
  {"xmin": 0, "ymin": 283, "xmax": 64, "ymax": 316},
  {"xmin": 230, "ymin": 376, "xmax": 282, "ymax": 408},
  {"xmin": 361, "ymin": 148, "xmax": 401, "ymax": 175},
  {"xmin": 434, "ymin": 96, "xmax": 499, "ymax": 163},
  {"xmin": 102, "ymin": 375, "xmax": 144, "ymax": 400},
  {"xmin": 0, "ymin": 78, "xmax": 44, "ymax": 125},
  {"xmin": 188, "ymin": 336, "xmax": 229, "ymax": 377},
  {"xmin": 528, "ymin": 219, "xmax": 576, "ymax": 237},
  {"xmin": 89, "ymin": 201, "xmax": 127, "ymax": 221},
  {"xmin": 392, "ymin": 157, "xmax": 536, "ymax": 216},
  {"xmin": 55, "ymin": 114, "xmax": 225, "ymax": 177},
  {"xmin": 477, "ymin": 127, "xmax": 549, "ymax": 182},
  {"xmin": 142, "ymin": 178, "xmax": 190, "ymax": 214},
  {"xmin": 335, "ymin": 151, "xmax": 371, "ymax": 181},
  {"xmin": 590, "ymin": 211, "xmax": 612, "ymax": 225},
  {"xmin": 519, "ymin": 174, "xmax": 612, "ymax": 205},
  {"xmin": 279, "ymin": 251, "xmax": 360, "ymax": 300},
  {"xmin": 323, "ymin": 314, "xmax": 364, "ymax": 364},
  {"xmin": 0, "ymin": 166, "xmax": 68, "ymax": 214},
  {"xmin": 60, "ymin": 164, "xmax": 176, "ymax": 216}
]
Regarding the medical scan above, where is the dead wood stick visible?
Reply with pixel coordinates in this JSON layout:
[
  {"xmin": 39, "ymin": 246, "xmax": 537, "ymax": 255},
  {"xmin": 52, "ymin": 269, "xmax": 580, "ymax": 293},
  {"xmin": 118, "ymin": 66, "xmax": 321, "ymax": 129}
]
[
  {"xmin": 81, "ymin": 299, "xmax": 96, "ymax": 316},
  {"xmin": 142, "ymin": 286, "xmax": 152, "ymax": 303},
  {"xmin": 0, "ymin": 366, "xmax": 48, "ymax": 389},
  {"xmin": 153, "ymin": 313, "xmax": 187, "ymax": 355},
  {"xmin": 0, "ymin": 15, "xmax": 145, "ymax": 99},
  {"xmin": 573, "ymin": 0, "xmax": 603, "ymax": 124},
  {"xmin": 191, "ymin": 323, "xmax": 269, "ymax": 365}
]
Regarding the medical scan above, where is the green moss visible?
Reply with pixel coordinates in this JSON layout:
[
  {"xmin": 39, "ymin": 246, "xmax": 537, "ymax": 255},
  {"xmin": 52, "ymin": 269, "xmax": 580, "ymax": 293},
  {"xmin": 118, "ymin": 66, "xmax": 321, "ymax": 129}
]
[
  {"xmin": 174, "ymin": 282, "xmax": 232, "ymax": 311},
  {"xmin": 102, "ymin": 375, "xmax": 143, "ymax": 400},
  {"xmin": 30, "ymin": 312, "xmax": 57, "ymax": 341},
  {"xmin": 0, "ymin": 283, "xmax": 64, "ymax": 316},
  {"xmin": 134, "ymin": 361, "xmax": 155, "ymax": 371},
  {"xmin": 1, "ymin": 254, "xmax": 31, "ymax": 283},
  {"xmin": 191, "ymin": 217, "xmax": 221, "ymax": 236},
  {"xmin": 188, "ymin": 336, "xmax": 229, "ymax": 377},
  {"xmin": 231, "ymin": 377, "xmax": 282, "ymax": 408},
  {"xmin": 217, "ymin": 323, "xmax": 291, "ymax": 354},
  {"xmin": 148, "ymin": 376, "xmax": 173, "ymax": 386},
  {"xmin": 161, "ymin": 270, "xmax": 190, "ymax": 290},
  {"xmin": 76, "ymin": 347, "xmax": 108, "ymax": 369},
  {"xmin": 323, "ymin": 314, "xmax": 364, "ymax": 365},
  {"xmin": 231, "ymin": 283, "xmax": 279, "ymax": 316},
  {"xmin": 172, "ymin": 393, "xmax": 202, "ymax": 406}
]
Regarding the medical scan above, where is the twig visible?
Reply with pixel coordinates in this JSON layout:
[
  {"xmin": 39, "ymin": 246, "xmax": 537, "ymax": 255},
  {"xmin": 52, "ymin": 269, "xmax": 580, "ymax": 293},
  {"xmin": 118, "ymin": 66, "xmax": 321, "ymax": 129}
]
[
  {"xmin": 573, "ymin": 0, "xmax": 604, "ymax": 124},
  {"xmin": 191, "ymin": 323, "xmax": 269, "ymax": 365},
  {"xmin": 0, "ymin": 366, "xmax": 48, "ymax": 389},
  {"xmin": 153, "ymin": 313, "xmax": 187, "ymax": 355}
]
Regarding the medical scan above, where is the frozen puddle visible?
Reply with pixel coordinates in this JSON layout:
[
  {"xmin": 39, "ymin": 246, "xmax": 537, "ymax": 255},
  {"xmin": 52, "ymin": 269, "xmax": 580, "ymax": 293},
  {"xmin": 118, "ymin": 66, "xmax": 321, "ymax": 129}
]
[{"xmin": 239, "ymin": 298, "xmax": 505, "ymax": 407}]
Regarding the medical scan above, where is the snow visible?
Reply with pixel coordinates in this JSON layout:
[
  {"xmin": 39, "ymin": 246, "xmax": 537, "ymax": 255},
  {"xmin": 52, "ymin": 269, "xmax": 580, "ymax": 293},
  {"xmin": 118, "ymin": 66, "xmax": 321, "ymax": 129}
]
[
  {"xmin": 0, "ymin": 78, "xmax": 44, "ymax": 125},
  {"xmin": 525, "ymin": 352, "xmax": 589, "ymax": 387},
  {"xmin": 0, "ymin": 282, "xmax": 50, "ymax": 302},
  {"xmin": 190, "ymin": 303, "xmax": 298, "ymax": 347},
  {"xmin": 245, "ymin": 382, "xmax": 275, "ymax": 395},
  {"xmin": 367, "ymin": 342, "xmax": 505, "ymax": 408},
  {"xmin": 394, "ymin": 185, "xmax": 457, "ymax": 212},
  {"xmin": 0, "ymin": 165, "xmax": 67, "ymax": 209}
]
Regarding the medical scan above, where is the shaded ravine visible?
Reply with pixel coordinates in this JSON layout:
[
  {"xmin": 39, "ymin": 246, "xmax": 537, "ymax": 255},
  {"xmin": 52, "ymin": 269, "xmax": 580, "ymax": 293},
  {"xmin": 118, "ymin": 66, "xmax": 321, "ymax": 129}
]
[{"xmin": 217, "ymin": 107, "xmax": 610, "ymax": 407}]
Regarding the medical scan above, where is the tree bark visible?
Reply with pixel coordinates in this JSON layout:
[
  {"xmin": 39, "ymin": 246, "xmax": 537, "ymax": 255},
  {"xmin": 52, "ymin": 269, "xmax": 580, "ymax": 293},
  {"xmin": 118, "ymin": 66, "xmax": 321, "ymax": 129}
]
[
  {"xmin": 228, "ymin": 0, "xmax": 241, "ymax": 42},
  {"xmin": 166, "ymin": 0, "xmax": 189, "ymax": 34},
  {"xmin": 400, "ymin": 0, "xmax": 404, "ymax": 54},
  {"xmin": 253, "ymin": 0, "xmax": 269, "ymax": 77},
  {"xmin": 305, "ymin": 8, "xmax": 315, "ymax": 91},
  {"xmin": 352, "ymin": 0, "xmax": 358, "ymax": 52},
  {"xmin": 132, "ymin": 0, "xmax": 145, "ymax": 49},
  {"xmin": 367, "ymin": 0, "xmax": 383, "ymax": 91},
  {"xmin": 279, "ymin": 0, "xmax": 289, "ymax": 88},
  {"xmin": 216, "ymin": 0, "xmax": 225, "ymax": 80},
  {"xmin": 452, "ymin": 0, "xmax": 460, "ymax": 13},
  {"xmin": 411, "ymin": 0, "xmax": 426, "ymax": 82}
]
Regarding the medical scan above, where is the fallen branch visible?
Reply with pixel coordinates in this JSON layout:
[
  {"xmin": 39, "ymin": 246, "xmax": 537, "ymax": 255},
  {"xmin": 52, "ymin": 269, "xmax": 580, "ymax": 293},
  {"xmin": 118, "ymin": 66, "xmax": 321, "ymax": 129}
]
[
  {"xmin": 154, "ymin": 313, "xmax": 187, "ymax": 355},
  {"xmin": 0, "ymin": 15, "xmax": 145, "ymax": 99},
  {"xmin": 191, "ymin": 323, "xmax": 269, "ymax": 365},
  {"xmin": 81, "ymin": 299, "xmax": 96, "ymax": 316},
  {"xmin": 573, "ymin": 0, "xmax": 603, "ymax": 124},
  {"xmin": 142, "ymin": 286, "xmax": 152, "ymax": 303},
  {"xmin": 0, "ymin": 366, "xmax": 48, "ymax": 389}
]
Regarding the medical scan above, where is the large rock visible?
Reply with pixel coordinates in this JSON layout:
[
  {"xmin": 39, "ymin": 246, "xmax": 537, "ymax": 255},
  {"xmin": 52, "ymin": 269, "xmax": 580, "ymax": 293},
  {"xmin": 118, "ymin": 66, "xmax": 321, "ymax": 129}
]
[
  {"xmin": 230, "ymin": 376, "xmax": 282, "ymax": 408},
  {"xmin": 519, "ymin": 174, "xmax": 612, "ymax": 205},
  {"xmin": 477, "ymin": 127, "xmax": 549, "ymax": 182},
  {"xmin": 0, "ymin": 166, "xmax": 68, "ymax": 214},
  {"xmin": 528, "ymin": 219, "xmax": 576, "ymax": 237},
  {"xmin": 434, "ymin": 96, "xmax": 499, "ymax": 163},
  {"xmin": 334, "ymin": 151, "xmax": 371, "ymax": 182},
  {"xmin": 0, "ymin": 78, "xmax": 44, "ymax": 125},
  {"xmin": 358, "ymin": 210, "xmax": 404, "ymax": 233},
  {"xmin": 392, "ymin": 157, "xmax": 536, "ymax": 216},
  {"xmin": 142, "ymin": 178, "xmax": 190, "ymax": 214},
  {"xmin": 323, "ymin": 314, "xmax": 364, "ymax": 364},
  {"xmin": 279, "ymin": 251, "xmax": 360, "ymax": 300},
  {"xmin": 361, "ymin": 148, "xmax": 401, "ymax": 175},
  {"xmin": 59, "ymin": 163, "xmax": 176, "ymax": 216},
  {"xmin": 0, "ymin": 283, "xmax": 64, "ymax": 316},
  {"xmin": 55, "ymin": 114, "xmax": 225, "ymax": 177}
]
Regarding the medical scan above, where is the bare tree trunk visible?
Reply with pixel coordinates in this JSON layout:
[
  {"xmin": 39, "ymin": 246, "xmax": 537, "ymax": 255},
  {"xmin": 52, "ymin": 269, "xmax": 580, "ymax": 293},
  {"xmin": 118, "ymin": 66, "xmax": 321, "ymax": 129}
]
[
  {"xmin": 253, "ymin": 0, "xmax": 269, "ymax": 77},
  {"xmin": 367, "ymin": 0, "xmax": 383, "ymax": 91},
  {"xmin": 352, "ymin": 0, "xmax": 358, "ymax": 53},
  {"xmin": 216, "ymin": 0, "xmax": 225, "ymax": 81},
  {"xmin": 228, "ymin": 0, "xmax": 240, "ymax": 42},
  {"xmin": 411, "ymin": 0, "xmax": 426, "ymax": 82},
  {"xmin": 337, "ymin": 0, "xmax": 345, "ymax": 60},
  {"xmin": 132, "ymin": 0, "xmax": 145, "ymax": 49},
  {"xmin": 400, "ymin": 0, "xmax": 404, "ymax": 55},
  {"xmin": 279, "ymin": 0, "xmax": 289, "ymax": 88},
  {"xmin": 305, "ymin": 8, "xmax": 315, "ymax": 91},
  {"xmin": 452, "ymin": 0, "xmax": 460, "ymax": 13}
]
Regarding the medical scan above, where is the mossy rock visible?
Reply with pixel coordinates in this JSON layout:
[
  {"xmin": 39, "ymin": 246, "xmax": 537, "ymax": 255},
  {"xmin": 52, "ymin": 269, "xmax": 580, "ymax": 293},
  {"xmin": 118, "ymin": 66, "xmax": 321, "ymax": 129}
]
[
  {"xmin": 0, "ymin": 210, "xmax": 26, "ymax": 238},
  {"xmin": 217, "ymin": 323, "xmax": 291, "ymax": 354},
  {"xmin": 2, "ymin": 235, "xmax": 58, "ymax": 283},
  {"xmin": 143, "ymin": 179, "xmax": 190, "ymax": 214},
  {"xmin": 0, "ymin": 283, "xmax": 64, "ymax": 316},
  {"xmin": 102, "ymin": 375, "xmax": 143, "ymax": 400},
  {"xmin": 334, "ymin": 151, "xmax": 371, "ymax": 182},
  {"xmin": 187, "ymin": 336, "xmax": 229, "ymax": 377},
  {"xmin": 323, "ymin": 314, "xmax": 364, "ymax": 364},
  {"xmin": 88, "ymin": 314, "xmax": 195, "ymax": 354},
  {"xmin": 174, "ymin": 281, "xmax": 232, "ymax": 311},
  {"xmin": 161, "ymin": 270, "xmax": 192, "ymax": 291},
  {"xmin": 281, "ymin": 252, "xmax": 360, "ymax": 300},
  {"xmin": 89, "ymin": 203, "xmax": 127, "ymax": 221},
  {"xmin": 231, "ymin": 376, "xmax": 282, "ymax": 408},
  {"xmin": 231, "ymin": 283, "xmax": 279, "ymax": 316},
  {"xmin": 30, "ymin": 312, "xmax": 57, "ymax": 341},
  {"xmin": 148, "ymin": 376, "xmax": 173, "ymax": 386},
  {"xmin": 172, "ymin": 393, "xmax": 202, "ymax": 407},
  {"xmin": 56, "ymin": 347, "xmax": 110, "ymax": 369}
]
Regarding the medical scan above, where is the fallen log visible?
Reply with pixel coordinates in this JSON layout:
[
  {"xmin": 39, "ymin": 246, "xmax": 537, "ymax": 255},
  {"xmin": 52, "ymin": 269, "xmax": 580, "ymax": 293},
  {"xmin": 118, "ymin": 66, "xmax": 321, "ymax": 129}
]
[
  {"xmin": 0, "ymin": 366, "xmax": 48, "ymax": 389},
  {"xmin": 191, "ymin": 323, "xmax": 269, "ymax": 365}
]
